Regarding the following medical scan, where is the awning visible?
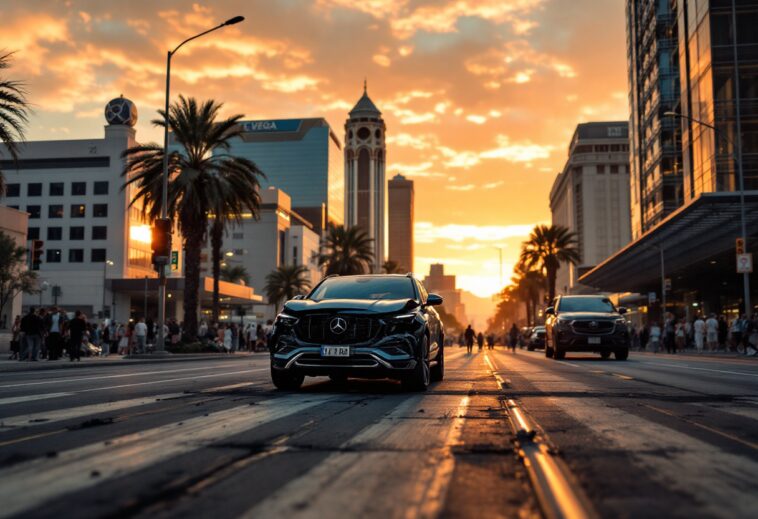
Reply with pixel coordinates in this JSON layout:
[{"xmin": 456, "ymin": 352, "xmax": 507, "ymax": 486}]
[
  {"xmin": 109, "ymin": 276, "xmax": 263, "ymax": 305},
  {"xmin": 580, "ymin": 192, "xmax": 758, "ymax": 292}
]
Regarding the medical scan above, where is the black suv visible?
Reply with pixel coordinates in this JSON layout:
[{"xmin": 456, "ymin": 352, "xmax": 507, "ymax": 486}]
[
  {"xmin": 544, "ymin": 295, "xmax": 630, "ymax": 360},
  {"xmin": 269, "ymin": 274, "xmax": 445, "ymax": 391}
]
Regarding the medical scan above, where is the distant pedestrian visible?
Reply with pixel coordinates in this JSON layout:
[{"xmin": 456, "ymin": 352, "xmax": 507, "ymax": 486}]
[
  {"xmin": 9, "ymin": 315, "xmax": 21, "ymax": 360},
  {"xmin": 639, "ymin": 325, "xmax": 649, "ymax": 351},
  {"xmin": 718, "ymin": 315, "xmax": 728, "ymax": 350},
  {"xmin": 675, "ymin": 319, "xmax": 686, "ymax": 352},
  {"xmin": 649, "ymin": 322, "xmax": 661, "ymax": 353},
  {"xmin": 68, "ymin": 311, "xmax": 87, "ymax": 362},
  {"xmin": 134, "ymin": 317, "xmax": 147, "ymax": 353},
  {"xmin": 705, "ymin": 313, "xmax": 719, "ymax": 352},
  {"xmin": 508, "ymin": 324, "xmax": 519, "ymax": 352},
  {"xmin": 693, "ymin": 315, "xmax": 706, "ymax": 353},
  {"xmin": 20, "ymin": 307, "xmax": 44, "ymax": 361},
  {"xmin": 664, "ymin": 314, "xmax": 676, "ymax": 354},
  {"xmin": 464, "ymin": 325, "xmax": 475, "ymax": 354}
]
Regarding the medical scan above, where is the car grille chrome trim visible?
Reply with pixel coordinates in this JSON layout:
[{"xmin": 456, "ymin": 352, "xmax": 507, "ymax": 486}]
[
  {"xmin": 295, "ymin": 314, "xmax": 380, "ymax": 344},
  {"xmin": 570, "ymin": 320, "xmax": 615, "ymax": 335},
  {"xmin": 285, "ymin": 351, "xmax": 395, "ymax": 369}
]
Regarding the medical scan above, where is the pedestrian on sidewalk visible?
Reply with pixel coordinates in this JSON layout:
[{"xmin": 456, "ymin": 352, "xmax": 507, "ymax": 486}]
[
  {"xmin": 134, "ymin": 317, "xmax": 147, "ymax": 354},
  {"xmin": 20, "ymin": 306, "xmax": 43, "ymax": 361},
  {"xmin": 663, "ymin": 314, "xmax": 676, "ymax": 354},
  {"xmin": 9, "ymin": 315, "xmax": 21, "ymax": 360},
  {"xmin": 68, "ymin": 311, "xmax": 87, "ymax": 362},
  {"xmin": 508, "ymin": 324, "xmax": 518, "ymax": 353},
  {"xmin": 705, "ymin": 313, "xmax": 719, "ymax": 352},
  {"xmin": 718, "ymin": 315, "xmax": 728, "ymax": 351},
  {"xmin": 649, "ymin": 322, "xmax": 661, "ymax": 353},
  {"xmin": 675, "ymin": 319, "xmax": 686, "ymax": 352},
  {"xmin": 693, "ymin": 315, "xmax": 705, "ymax": 353}
]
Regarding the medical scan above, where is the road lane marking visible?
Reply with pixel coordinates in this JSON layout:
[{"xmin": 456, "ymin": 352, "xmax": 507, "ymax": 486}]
[
  {"xmin": 0, "ymin": 429, "xmax": 69, "ymax": 448},
  {"xmin": 0, "ymin": 393, "xmax": 338, "ymax": 518},
  {"xmin": 642, "ymin": 404, "xmax": 758, "ymax": 451},
  {"xmin": 0, "ymin": 364, "xmax": 238, "ymax": 389},
  {"xmin": 641, "ymin": 361, "xmax": 758, "ymax": 378},
  {"xmin": 0, "ymin": 393, "xmax": 185, "ymax": 431},
  {"xmin": 73, "ymin": 368, "xmax": 267, "ymax": 393},
  {"xmin": 613, "ymin": 373, "xmax": 634, "ymax": 380},
  {"xmin": 0, "ymin": 393, "xmax": 73, "ymax": 406}
]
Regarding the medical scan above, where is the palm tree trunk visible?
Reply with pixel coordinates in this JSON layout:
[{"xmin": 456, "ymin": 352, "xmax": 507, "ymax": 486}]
[
  {"xmin": 524, "ymin": 300, "xmax": 531, "ymax": 326},
  {"xmin": 183, "ymin": 228, "xmax": 204, "ymax": 338},
  {"xmin": 547, "ymin": 265, "xmax": 557, "ymax": 303},
  {"xmin": 211, "ymin": 220, "xmax": 223, "ymax": 323}
]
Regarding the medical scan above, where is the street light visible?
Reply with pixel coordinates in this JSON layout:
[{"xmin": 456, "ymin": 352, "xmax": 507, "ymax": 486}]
[
  {"xmin": 663, "ymin": 110, "xmax": 750, "ymax": 318},
  {"xmin": 157, "ymin": 14, "xmax": 245, "ymax": 352},
  {"xmin": 102, "ymin": 259, "xmax": 114, "ymax": 319}
]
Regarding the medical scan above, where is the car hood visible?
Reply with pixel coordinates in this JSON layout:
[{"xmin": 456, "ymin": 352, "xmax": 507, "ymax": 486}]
[
  {"xmin": 557, "ymin": 312, "xmax": 620, "ymax": 320},
  {"xmin": 283, "ymin": 298, "xmax": 418, "ymax": 315}
]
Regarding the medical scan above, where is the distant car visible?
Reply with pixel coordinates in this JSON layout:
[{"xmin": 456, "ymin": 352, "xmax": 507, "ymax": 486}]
[
  {"xmin": 269, "ymin": 274, "xmax": 445, "ymax": 391},
  {"xmin": 544, "ymin": 295, "xmax": 630, "ymax": 360},
  {"xmin": 527, "ymin": 326, "xmax": 546, "ymax": 351}
]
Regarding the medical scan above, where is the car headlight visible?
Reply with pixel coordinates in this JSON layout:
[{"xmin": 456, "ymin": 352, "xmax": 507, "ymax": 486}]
[
  {"xmin": 615, "ymin": 318, "xmax": 627, "ymax": 326},
  {"xmin": 274, "ymin": 313, "xmax": 299, "ymax": 328},
  {"xmin": 554, "ymin": 318, "xmax": 572, "ymax": 330},
  {"xmin": 385, "ymin": 313, "xmax": 420, "ymax": 334}
]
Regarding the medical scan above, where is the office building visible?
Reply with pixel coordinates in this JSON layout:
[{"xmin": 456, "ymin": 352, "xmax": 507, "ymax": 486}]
[
  {"xmin": 423, "ymin": 264, "xmax": 467, "ymax": 325},
  {"xmin": 583, "ymin": 1, "xmax": 758, "ymax": 319},
  {"xmin": 388, "ymin": 174, "xmax": 414, "ymax": 273},
  {"xmin": 626, "ymin": 0, "xmax": 684, "ymax": 239},
  {"xmin": 221, "ymin": 118, "xmax": 344, "ymax": 233},
  {"xmin": 1, "ymin": 96, "xmax": 260, "ymax": 322},
  {"xmin": 0, "ymin": 206, "xmax": 29, "ymax": 331},
  {"xmin": 550, "ymin": 122, "xmax": 632, "ymax": 294},
  {"xmin": 344, "ymin": 84, "xmax": 387, "ymax": 272}
]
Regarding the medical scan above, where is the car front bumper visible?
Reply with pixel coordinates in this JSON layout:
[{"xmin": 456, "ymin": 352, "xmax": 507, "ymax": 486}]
[{"xmin": 554, "ymin": 331, "xmax": 629, "ymax": 351}]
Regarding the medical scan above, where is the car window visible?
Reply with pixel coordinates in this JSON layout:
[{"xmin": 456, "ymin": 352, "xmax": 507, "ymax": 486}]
[
  {"xmin": 310, "ymin": 277, "xmax": 416, "ymax": 301},
  {"xmin": 416, "ymin": 280, "xmax": 427, "ymax": 303},
  {"xmin": 557, "ymin": 298, "xmax": 616, "ymax": 313}
]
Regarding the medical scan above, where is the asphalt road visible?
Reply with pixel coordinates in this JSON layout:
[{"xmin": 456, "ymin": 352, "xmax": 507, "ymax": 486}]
[{"xmin": 0, "ymin": 349, "xmax": 756, "ymax": 519}]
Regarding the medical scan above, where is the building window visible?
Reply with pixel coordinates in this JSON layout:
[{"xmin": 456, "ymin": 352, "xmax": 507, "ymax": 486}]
[
  {"xmin": 93, "ymin": 204, "xmax": 108, "ymax": 217},
  {"xmin": 5, "ymin": 183, "xmax": 19, "ymax": 197},
  {"xmin": 595, "ymin": 145, "xmax": 609, "ymax": 152},
  {"xmin": 70, "ymin": 226, "xmax": 85, "ymax": 240},
  {"xmin": 71, "ymin": 204, "xmax": 86, "ymax": 218},
  {"xmin": 597, "ymin": 165, "xmax": 605, "ymax": 174},
  {"xmin": 92, "ymin": 226, "xmax": 107, "ymax": 240},
  {"xmin": 27, "ymin": 227, "xmax": 40, "ymax": 240},
  {"xmin": 49, "ymin": 182, "xmax": 64, "ymax": 196},
  {"xmin": 71, "ymin": 182, "xmax": 86, "ymax": 195},
  {"xmin": 91, "ymin": 249, "xmax": 106, "ymax": 262},
  {"xmin": 69, "ymin": 249, "xmax": 84, "ymax": 263},
  {"xmin": 27, "ymin": 183, "xmax": 42, "ymax": 196},
  {"xmin": 94, "ymin": 181, "xmax": 109, "ymax": 195},
  {"xmin": 46, "ymin": 249, "xmax": 62, "ymax": 263},
  {"xmin": 573, "ymin": 145, "xmax": 593, "ymax": 154},
  {"xmin": 27, "ymin": 205, "xmax": 41, "ymax": 219},
  {"xmin": 48, "ymin": 204, "xmax": 64, "ymax": 218},
  {"xmin": 610, "ymin": 165, "xmax": 619, "ymax": 174},
  {"xmin": 47, "ymin": 227, "xmax": 62, "ymax": 240}
]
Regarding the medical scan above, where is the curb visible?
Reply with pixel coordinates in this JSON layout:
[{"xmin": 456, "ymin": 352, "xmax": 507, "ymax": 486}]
[{"xmin": 0, "ymin": 353, "xmax": 264, "ymax": 373}]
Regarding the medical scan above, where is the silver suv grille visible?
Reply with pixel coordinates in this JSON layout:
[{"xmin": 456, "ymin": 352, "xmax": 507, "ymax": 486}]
[{"xmin": 571, "ymin": 320, "xmax": 615, "ymax": 335}]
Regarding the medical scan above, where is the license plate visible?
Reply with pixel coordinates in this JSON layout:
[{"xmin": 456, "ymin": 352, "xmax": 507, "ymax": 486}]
[
  {"xmin": 321, "ymin": 346, "xmax": 350, "ymax": 357},
  {"xmin": 588, "ymin": 337, "xmax": 601, "ymax": 345}
]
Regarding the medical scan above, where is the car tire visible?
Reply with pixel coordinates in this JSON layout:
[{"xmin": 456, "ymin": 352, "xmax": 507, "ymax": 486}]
[
  {"xmin": 601, "ymin": 351, "xmax": 611, "ymax": 360},
  {"xmin": 403, "ymin": 336, "xmax": 430, "ymax": 392},
  {"xmin": 554, "ymin": 349, "xmax": 566, "ymax": 360},
  {"xmin": 615, "ymin": 348, "xmax": 629, "ymax": 361},
  {"xmin": 430, "ymin": 341, "xmax": 444, "ymax": 382},
  {"xmin": 271, "ymin": 367, "xmax": 304, "ymax": 390}
]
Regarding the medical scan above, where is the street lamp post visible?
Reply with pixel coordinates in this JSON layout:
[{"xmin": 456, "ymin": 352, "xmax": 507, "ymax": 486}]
[
  {"xmin": 103, "ymin": 259, "xmax": 114, "ymax": 319},
  {"xmin": 156, "ymin": 15, "xmax": 245, "ymax": 352},
  {"xmin": 664, "ymin": 110, "xmax": 751, "ymax": 319}
]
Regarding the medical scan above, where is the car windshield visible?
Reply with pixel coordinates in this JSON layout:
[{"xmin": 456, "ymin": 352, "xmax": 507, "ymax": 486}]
[
  {"xmin": 558, "ymin": 297, "xmax": 616, "ymax": 313},
  {"xmin": 309, "ymin": 277, "xmax": 416, "ymax": 301}
]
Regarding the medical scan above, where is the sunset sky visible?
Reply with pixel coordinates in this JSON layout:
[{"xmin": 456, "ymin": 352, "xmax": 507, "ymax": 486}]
[{"xmin": 1, "ymin": 0, "xmax": 629, "ymax": 298}]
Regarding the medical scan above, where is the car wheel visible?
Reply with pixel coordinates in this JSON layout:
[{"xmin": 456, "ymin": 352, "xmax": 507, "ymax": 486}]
[
  {"xmin": 403, "ymin": 336, "xmax": 430, "ymax": 392},
  {"xmin": 601, "ymin": 351, "xmax": 611, "ymax": 360},
  {"xmin": 554, "ymin": 349, "xmax": 566, "ymax": 360},
  {"xmin": 430, "ymin": 341, "xmax": 444, "ymax": 382},
  {"xmin": 271, "ymin": 367, "xmax": 304, "ymax": 390},
  {"xmin": 615, "ymin": 348, "xmax": 629, "ymax": 361}
]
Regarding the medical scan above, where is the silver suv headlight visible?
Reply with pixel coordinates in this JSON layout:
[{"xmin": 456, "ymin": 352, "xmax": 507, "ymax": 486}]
[{"xmin": 554, "ymin": 318, "xmax": 572, "ymax": 330}]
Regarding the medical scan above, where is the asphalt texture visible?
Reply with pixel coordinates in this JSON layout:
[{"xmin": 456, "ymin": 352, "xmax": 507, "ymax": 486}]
[{"xmin": 0, "ymin": 348, "xmax": 756, "ymax": 518}]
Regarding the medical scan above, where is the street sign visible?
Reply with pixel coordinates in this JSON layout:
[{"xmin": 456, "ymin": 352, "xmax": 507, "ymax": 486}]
[
  {"xmin": 737, "ymin": 253, "xmax": 753, "ymax": 274},
  {"xmin": 648, "ymin": 292, "xmax": 657, "ymax": 304},
  {"xmin": 171, "ymin": 251, "xmax": 179, "ymax": 271}
]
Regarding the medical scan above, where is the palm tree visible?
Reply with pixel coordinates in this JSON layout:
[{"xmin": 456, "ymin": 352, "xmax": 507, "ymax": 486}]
[
  {"xmin": 0, "ymin": 52, "xmax": 30, "ymax": 197},
  {"xmin": 520, "ymin": 224, "xmax": 580, "ymax": 303},
  {"xmin": 511, "ymin": 259, "xmax": 545, "ymax": 325},
  {"xmin": 122, "ymin": 96, "xmax": 264, "ymax": 337},
  {"xmin": 209, "ymin": 169, "xmax": 263, "ymax": 322},
  {"xmin": 220, "ymin": 264, "xmax": 250, "ymax": 286},
  {"xmin": 319, "ymin": 224, "xmax": 374, "ymax": 275},
  {"xmin": 382, "ymin": 260, "xmax": 403, "ymax": 274},
  {"xmin": 264, "ymin": 265, "xmax": 311, "ymax": 312}
]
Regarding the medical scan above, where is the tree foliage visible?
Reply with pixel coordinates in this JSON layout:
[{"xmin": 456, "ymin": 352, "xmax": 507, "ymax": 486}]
[
  {"xmin": 0, "ymin": 231, "xmax": 37, "ymax": 322},
  {"xmin": 264, "ymin": 264, "xmax": 311, "ymax": 312},
  {"xmin": 520, "ymin": 224, "xmax": 580, "ymax": 302},
  {"xmin": 318, "ymin": 224, "xmax": 374, "ymax": 276},
  {"xmin": 0, "ymin": 52, "xmax": 30, "ymax": 197}
]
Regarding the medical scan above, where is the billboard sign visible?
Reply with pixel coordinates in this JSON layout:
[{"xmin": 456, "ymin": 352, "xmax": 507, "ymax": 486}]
[{"xmin": 241, "ymin": 119, "xmax": 301, "ymax": 133}]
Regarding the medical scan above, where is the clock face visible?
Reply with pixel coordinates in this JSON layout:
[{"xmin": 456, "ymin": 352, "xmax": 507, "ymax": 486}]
[{"xmin": 357, "ymin": 127, "xmax": 370, "ymax": 140}]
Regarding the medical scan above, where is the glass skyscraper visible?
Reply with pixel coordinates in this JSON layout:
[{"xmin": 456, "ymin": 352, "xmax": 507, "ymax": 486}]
[{"xmin": 222, "ymin": 118, "xmax": 344, "ymax": 232}]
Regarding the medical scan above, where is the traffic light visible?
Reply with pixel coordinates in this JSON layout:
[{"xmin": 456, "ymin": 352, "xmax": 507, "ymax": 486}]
[
  {"xmin": 31, "ymin": 240, "xmax": 44, "ymax": 270},
  {"xmin": 151, "ymin": 218, "xmax": 172, "ymax": 267},
  {"xmin": 736, "ymin": 237, "xmax": 745, "ymax": 255}
]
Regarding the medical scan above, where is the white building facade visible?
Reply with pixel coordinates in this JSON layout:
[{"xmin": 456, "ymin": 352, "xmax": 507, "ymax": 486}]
[
  {"xmin": 550, "ymin": 122, "xmax": 632, "ymax": 295},
  {"xmin": 344, "ymin": 84, "xmax": 386, "ymax": 272}
]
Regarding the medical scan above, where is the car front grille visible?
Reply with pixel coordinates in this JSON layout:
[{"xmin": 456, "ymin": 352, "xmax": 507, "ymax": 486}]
[
  {"xmin": 571, "ymin": 320, "xmax": 615, "ymax": 335},
  {"xmin": 295, "ymin": 315, "xmax": 380, "ymax": 344},
  {"xmin": 294, "ymin": 352, "xmax": 379, "ymax": 367}
]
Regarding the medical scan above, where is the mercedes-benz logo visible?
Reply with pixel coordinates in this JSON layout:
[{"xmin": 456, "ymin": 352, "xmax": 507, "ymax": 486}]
[
  {"xmin": 330, "ymin": 317, "xmax": 347, "ymax": 334},
  {"xmin": 589, "ymin": 321, "xmax": 599, "ymax": 329}
]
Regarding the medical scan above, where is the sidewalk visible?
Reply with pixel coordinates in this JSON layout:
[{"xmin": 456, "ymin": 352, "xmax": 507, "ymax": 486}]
[
  {"xmin": 633, "ymin": 349, "xmax": 758, "ymax": 361},
  {"xmin": 0, "ymin": 352, "xmax": 264, "ymax": 373}
]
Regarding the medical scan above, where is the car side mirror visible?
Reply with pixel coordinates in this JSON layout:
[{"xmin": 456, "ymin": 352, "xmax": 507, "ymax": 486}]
[
  {"xmin": 618, "ymin": 307, "xmax": 628, "ymax": 315},
  {"xmin": 545, "ymin": 307, "xmax": 555, "ymax": 316},
  {"xmin": 426, "ymin": 294, "xmax": 443, "ymax": 306},
  {"xmin": 292, "ymin": 294, "xmax": 305, "ymax": 300}
]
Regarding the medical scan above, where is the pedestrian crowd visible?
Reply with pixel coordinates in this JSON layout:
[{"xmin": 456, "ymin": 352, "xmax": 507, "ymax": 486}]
[
  {"xmin": 457, "ymin": 323, "xmax": 522, "ymax": 353},
  {"xmin": 196, "ymin": 319, "xmax": 274, "ymax": 353},
  {"xmin": 632, "ymin": 312, "xmax": 758, "ymax": 355}
]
